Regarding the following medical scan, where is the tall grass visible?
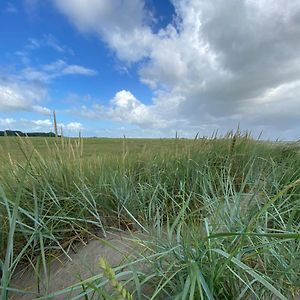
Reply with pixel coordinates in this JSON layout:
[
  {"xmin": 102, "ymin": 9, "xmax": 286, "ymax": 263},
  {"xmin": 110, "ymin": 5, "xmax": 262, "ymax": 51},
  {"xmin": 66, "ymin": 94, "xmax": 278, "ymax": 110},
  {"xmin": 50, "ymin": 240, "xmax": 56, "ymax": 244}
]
[{"xmin": 0, "ymin": 133, "xmax": 299, "ymax": 299}]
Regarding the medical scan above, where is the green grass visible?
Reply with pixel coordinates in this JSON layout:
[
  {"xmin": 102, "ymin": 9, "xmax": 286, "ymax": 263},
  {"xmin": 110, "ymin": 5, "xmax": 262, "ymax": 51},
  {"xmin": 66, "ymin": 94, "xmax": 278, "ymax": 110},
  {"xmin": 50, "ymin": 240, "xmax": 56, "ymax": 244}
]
[
  {"xmin": 0, "ymin": 133, "xmax": 300, "ymax": 299},
  {"xmin": 0, "ymin": 136, "xmax": 190, "ymax": 161}
]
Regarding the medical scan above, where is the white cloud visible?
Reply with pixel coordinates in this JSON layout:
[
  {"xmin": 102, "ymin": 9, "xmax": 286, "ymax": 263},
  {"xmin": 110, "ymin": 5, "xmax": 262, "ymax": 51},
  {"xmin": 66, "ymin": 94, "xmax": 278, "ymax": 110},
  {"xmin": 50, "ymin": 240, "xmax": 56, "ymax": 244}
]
[
  {"xmin": 108, "ymin": 90, "xmax": 156, "ymax": 127},
  {"xmin": 0, "ymin": 58, "xmax": 96, "ymax": 114},
  {"xmin": 32, "ymin": 119, "xmax": 52, "ymax": 127},
  {"xmin": 0, "ymin": 82, "xmax": 50, "ymax": 115},
  {"xmin": 43, "ymin": 34, "xmax": 74, "ymax": 55},
  {"xmin": 62, "ymin": 64, "xmax": 97, "ymax": 76},
  {"xmin": 54, "ymin": 0, "xmax": 300, "ymax": 139},
  {"xmin": 65, "ymin": 122, "xmax": 83, "ymax": 131},
  {"xmin": 25, "ymin": 34, "xmax": 74, "ymax": 54},
  {"xmin": 22, "ymin": 59, "xmax": 97, "ymax": 82},
  {"xmin": 52, "ymin": 0, "xmax": 154, "ymax": 62},
  {"xmin": 0, "ymin": 118, "xmax": 52, "ymax": 131},
  {"xmin": 32, "ymin": 105, "xmax": 51, "ymax": 115},
  {"xmin": 0, "ymin": 86, "xmax": 29, "ymax": 111},
  {"xmin": 0, "ymin": 117, "xmax": 84, "ymax": 135},
  {"xmin": 17, "ymin": 34, "xmax": 74, "ymax": 66},
  {"xmin": 0, "ymin": 118, "xmax": 16, "ymax": 126},
  {"xmin": 76, "ymin": 90, "xmax": 167, "ymax": 129},
  {"xmin": 19, "ymin": 118, "xmax": 53, "ymax": 131}
]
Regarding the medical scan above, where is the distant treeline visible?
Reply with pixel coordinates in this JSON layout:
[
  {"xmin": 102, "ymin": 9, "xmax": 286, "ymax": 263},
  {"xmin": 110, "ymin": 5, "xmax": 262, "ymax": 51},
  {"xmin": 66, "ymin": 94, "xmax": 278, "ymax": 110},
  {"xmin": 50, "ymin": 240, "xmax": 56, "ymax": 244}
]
[{"xmin": 0, "ymin": 130, "xmax": 58, "ymax": 137}]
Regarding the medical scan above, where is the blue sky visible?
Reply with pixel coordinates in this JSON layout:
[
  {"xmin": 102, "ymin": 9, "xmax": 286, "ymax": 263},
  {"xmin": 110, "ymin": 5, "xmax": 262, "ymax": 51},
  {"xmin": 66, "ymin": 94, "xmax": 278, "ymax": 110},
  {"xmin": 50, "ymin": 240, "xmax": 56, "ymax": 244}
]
[{"xmin": 1, "ymin": 0, "xmax": 300, "ymax": 139}]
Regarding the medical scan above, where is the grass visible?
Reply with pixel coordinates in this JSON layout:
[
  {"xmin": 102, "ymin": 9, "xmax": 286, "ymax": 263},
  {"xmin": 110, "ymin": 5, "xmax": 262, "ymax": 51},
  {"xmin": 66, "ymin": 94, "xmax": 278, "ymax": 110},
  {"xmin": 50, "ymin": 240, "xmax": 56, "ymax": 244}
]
[{"xmin": 0, "ymin": 132, "xmax": 299, "ymax": 299}]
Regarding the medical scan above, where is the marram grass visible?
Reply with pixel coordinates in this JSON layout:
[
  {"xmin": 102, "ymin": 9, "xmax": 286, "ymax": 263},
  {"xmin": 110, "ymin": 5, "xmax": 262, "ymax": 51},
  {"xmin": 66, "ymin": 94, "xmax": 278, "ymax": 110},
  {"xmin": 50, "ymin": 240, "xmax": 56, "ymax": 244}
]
[
  {"xmin": 0, "ymin": 132, "xmax": 299, "ymax": 299},
  {"xmin": 99, "ymin": 256, "xmax": 134, "ymax": 300}
]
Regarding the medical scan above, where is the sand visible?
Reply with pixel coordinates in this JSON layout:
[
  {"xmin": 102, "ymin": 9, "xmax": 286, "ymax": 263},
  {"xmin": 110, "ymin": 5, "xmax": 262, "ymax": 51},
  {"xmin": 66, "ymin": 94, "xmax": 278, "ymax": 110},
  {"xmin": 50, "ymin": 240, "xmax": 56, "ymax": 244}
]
[
  {"xmin": 9, "ymin": 230, "xmax": 146, "ymax": 300},
  {"xmin": 8, "ymin": 229, "xmax": 300, "ymax": 300}
]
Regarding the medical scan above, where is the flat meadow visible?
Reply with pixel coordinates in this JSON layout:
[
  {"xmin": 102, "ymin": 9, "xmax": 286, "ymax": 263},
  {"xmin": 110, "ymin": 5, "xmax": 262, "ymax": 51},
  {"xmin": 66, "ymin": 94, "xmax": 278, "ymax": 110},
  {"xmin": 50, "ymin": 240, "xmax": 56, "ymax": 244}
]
[{"xmin": 0, "ymin": 134, "xmax": 300, "ymax": 299}]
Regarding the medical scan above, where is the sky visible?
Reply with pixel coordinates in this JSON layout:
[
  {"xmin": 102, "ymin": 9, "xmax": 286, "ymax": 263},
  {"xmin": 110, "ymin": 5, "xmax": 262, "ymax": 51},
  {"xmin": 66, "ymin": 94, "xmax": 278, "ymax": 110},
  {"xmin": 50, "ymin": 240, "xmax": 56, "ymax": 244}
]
[{"xmin": 0, "ymin": 0, "xmax": 300, "ymax": 140}]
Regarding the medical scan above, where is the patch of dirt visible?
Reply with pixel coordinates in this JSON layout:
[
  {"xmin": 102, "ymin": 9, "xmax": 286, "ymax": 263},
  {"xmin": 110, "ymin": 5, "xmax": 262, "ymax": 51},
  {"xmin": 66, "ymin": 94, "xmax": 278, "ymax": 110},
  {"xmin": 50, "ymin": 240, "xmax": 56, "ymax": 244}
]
[{"xmin": 9, "ymin": 230, "xmax": 147, "ymax": 300}]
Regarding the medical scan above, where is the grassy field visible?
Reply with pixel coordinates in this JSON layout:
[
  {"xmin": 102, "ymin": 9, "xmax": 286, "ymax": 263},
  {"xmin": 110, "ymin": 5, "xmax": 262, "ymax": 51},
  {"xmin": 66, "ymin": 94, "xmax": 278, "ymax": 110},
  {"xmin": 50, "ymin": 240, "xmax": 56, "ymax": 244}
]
[
  {"xmin": 0, "ymin": 133, "xmax": 300, "ymax": 299},
  {"xmin": 0, "ymin": 136, "xmax": 184, "ymax": 160}
]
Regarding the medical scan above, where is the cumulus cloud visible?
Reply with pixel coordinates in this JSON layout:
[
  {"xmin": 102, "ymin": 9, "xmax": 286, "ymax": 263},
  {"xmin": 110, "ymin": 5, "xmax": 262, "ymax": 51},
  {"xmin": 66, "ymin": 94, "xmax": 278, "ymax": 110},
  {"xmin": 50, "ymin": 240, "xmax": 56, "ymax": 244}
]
[
  {"xmin": 76, "ymin": 90, "xmax": 168, "ymax": 129},
  {"xmin": 31, "ymin": 119, "xmax": 52, "ymax": 127},
  {"xmin": 0, "ymin": 81, "xmax": 50, "ymax": 115},
  {"xmin": 52, "ymin": 0, "xmax": 154, "ymax": 62},
  {"xmin": 107, "ymin": 90, "xmax": 162, "ymax": 127},
  {"xmin": 53, "ymin": 0, "xmax": 300, "ymax": 139},
  {"xmin": 65, "ymin": 122, "xmax": 83, "ymax": 131}
]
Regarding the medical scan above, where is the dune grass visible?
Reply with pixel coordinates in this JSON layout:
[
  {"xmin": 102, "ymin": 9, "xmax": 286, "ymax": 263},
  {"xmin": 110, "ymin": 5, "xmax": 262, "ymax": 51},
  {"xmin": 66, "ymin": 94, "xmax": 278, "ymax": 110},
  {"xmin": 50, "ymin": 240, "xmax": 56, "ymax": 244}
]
[{"xmin": 0, "ymin": 133, "xmax": 299, "ymax": 299}]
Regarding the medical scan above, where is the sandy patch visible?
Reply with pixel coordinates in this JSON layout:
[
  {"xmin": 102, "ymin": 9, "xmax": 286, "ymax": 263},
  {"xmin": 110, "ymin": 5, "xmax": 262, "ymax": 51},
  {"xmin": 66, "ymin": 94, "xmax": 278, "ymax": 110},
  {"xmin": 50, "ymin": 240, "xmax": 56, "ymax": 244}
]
[{"xmin": 9, "ymin": 230, "xmax": 147, "ymax": 300}]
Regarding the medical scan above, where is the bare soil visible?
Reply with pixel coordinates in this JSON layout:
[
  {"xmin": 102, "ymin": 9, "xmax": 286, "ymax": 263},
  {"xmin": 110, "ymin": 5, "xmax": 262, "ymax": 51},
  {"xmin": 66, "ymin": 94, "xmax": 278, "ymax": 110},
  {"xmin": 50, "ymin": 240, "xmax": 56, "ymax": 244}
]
[{"xmin": 9, "ymin": 230, "xmax": 147, "ymax": 300}]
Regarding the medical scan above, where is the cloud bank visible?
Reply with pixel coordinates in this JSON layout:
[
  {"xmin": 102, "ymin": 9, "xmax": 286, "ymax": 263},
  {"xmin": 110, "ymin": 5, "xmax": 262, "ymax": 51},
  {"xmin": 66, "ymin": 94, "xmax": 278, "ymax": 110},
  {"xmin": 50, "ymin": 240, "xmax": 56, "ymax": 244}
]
[
  {"xmin": 51, "ymin": 0, "xmax": 300, "ymax": 138},
  {"xmin": 0, "ymin": 117, "xmax": 83, "ymax": 133}
]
